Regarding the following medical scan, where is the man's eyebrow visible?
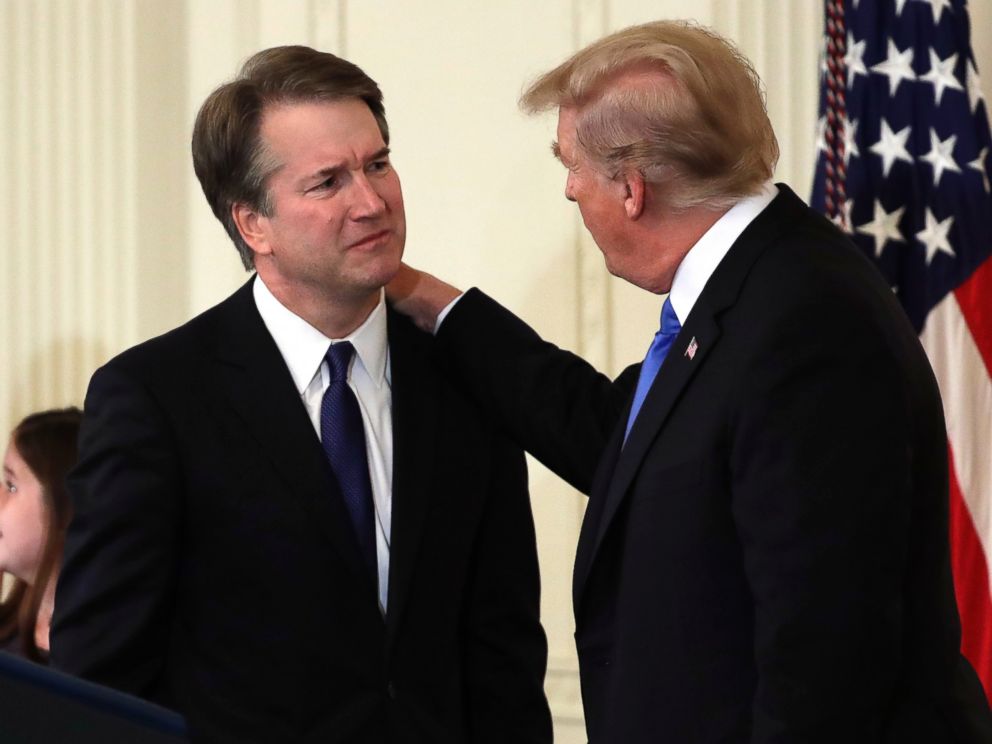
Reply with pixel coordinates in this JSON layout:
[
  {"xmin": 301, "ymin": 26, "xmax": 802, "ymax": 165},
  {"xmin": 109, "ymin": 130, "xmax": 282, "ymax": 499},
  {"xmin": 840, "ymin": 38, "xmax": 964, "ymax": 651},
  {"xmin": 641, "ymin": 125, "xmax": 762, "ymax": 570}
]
[
  {"xmin": 304, "ymin": 162, "xmax": 344, "ymax": 185},
  {"xmin": 307, "ymin": 147, "xmax": 392, "ymax": 183},
  {"xmin": 551, "ymin": 141, "xmax": 562, "ymax": 160}
]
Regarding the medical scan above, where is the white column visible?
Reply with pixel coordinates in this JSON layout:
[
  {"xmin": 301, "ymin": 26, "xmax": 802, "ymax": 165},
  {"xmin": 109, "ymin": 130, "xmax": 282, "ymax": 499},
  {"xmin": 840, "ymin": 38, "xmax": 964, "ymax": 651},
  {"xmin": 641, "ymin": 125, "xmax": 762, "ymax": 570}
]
[{"xmin": 1, "ymin": 0, "xmax": 146, "ymax": 434}]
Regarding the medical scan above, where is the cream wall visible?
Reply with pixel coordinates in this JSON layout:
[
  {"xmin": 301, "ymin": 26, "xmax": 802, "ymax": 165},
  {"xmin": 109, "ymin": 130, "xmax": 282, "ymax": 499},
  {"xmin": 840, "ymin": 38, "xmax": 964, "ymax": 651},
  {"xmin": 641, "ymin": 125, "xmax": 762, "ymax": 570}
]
[{"xmin": 2, "ymin": 2, "xmax": 991, "ymax": 740}]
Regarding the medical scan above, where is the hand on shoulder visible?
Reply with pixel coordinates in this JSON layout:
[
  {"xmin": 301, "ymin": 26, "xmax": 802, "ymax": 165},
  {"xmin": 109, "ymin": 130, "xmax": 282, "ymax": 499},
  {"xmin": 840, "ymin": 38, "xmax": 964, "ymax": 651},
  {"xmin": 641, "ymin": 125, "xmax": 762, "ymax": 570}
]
[{"xmin": 386, "ymin": 263, "xmax": 462, "ymax": 333}]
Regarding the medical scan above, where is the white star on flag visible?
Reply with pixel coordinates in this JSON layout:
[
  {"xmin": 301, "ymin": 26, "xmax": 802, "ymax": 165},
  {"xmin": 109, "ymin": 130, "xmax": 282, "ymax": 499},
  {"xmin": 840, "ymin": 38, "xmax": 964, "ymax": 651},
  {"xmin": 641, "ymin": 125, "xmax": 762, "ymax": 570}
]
[
  {"xmin": 842, "ymin": 117, "xmax": 860, "ymax": 166},
  {"xmin": 845, "ymin": 33, "xmax": 869, "ymax": 88},
  {"xmin": 857, "ymin": 200, "xmax": 906, "ymax": 257},
  {"xmin": 966, "ymin": 60, "xmax": 985, "ymax": 114},
  {"xmin": 970, "ymin": 147, "xmax": 990, "ymax": 193},
  {"xmin": 915, "ymin": 207, "xmax": 955, "ymax": 264},
  {"xmin": 870, "ymin": 119, "xmax": 914, "ymax": 177},
  {"xmin": 920, "ymin": 49, "xmax": 964, "ymax": 106},
  {"xmin": 815, "ymin": 116, "xmax": 828, "ymax": 154},
  {"xmin": 871, "ymin": 40, "xmax": 916, "ymax": 96},
  {"xmin": 921, "ymin": 128, "xmax": 961, "ymax": 186},
  {"xmin": 915, "ymin": 0, "xmax": 952, "ymax": 25}
]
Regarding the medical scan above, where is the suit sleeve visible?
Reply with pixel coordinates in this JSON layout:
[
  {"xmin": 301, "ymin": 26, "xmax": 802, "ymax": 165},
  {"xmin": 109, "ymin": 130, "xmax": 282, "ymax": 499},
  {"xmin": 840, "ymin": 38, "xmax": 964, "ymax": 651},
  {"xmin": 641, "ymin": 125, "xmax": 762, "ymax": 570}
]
[
  {"xmin": 729, "ymin": 292, "xmax": 918, "ymax": 741},
  {"xmin": 438, "ymin": 289, "xmax": 633, "ymax": 494},
  {"xmin": 463, "ymin": 436, "xmax": 553, "ymax": 744},
  {"xmin": 50, "ymin": 361, "xmax": 181, "ymax": 700}
]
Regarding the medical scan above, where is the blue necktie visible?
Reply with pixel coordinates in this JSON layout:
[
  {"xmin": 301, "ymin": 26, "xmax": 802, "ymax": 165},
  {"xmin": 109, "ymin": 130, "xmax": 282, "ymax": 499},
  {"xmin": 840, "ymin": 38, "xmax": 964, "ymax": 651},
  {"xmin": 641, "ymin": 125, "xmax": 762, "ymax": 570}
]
[
  {"xmin": 320, "ymin": 342, "xmax": 377, "ymax": 578},
  {"xmin": 624, "ymin": 298, "xmax": 681, "ymax": 441}
]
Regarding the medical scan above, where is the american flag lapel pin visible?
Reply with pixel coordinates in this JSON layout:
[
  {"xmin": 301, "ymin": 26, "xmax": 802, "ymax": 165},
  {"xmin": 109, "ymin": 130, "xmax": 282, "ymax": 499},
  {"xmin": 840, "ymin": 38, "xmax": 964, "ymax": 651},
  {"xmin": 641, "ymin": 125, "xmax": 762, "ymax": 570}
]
[{"xmin": 685, "ymin": 337, "xmax": 698, "ymax": 360}]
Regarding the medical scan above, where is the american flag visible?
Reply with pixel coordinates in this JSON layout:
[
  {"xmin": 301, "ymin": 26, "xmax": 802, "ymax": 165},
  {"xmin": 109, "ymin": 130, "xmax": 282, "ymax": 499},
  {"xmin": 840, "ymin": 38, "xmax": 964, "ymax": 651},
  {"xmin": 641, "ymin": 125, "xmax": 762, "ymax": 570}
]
[{"xmin": 812, "ymin": 0, "xmax": 992, "ymax": 700}]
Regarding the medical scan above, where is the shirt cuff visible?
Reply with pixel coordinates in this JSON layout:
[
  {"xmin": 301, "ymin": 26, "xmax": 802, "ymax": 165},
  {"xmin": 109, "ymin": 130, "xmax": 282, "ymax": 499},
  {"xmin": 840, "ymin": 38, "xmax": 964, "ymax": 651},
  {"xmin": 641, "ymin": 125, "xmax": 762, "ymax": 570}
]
[{"xmin": 434, "ymin": 293, "xmax": 465, "ymax": 335}]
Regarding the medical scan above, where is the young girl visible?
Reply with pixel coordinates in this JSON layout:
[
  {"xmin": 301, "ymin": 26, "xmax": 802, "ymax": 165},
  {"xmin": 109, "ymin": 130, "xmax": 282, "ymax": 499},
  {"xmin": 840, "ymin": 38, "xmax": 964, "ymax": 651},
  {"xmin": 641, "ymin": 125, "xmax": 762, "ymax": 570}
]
[{"xmin": 0, "ymin": 407, "xmax": 82, "ymax": 662}]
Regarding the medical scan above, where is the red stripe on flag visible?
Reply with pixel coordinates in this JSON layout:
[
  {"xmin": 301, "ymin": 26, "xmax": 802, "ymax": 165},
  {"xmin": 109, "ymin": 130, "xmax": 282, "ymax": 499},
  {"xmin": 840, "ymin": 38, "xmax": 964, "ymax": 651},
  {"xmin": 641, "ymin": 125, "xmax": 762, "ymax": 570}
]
[
  {"xmin": 948, "ymin": 443, "xmax": 992, "ymax": 704},
  {"xmin": 954, "ymin": 256, "xmax": 992, "ymax": 380}
]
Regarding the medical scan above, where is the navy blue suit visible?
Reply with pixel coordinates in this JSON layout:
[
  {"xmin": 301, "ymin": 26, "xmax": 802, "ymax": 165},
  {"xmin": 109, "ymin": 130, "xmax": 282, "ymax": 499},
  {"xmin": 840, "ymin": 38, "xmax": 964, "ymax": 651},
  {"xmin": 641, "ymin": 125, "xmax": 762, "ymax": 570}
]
[
  {"xmin": 436, "ymin": 186, "xmax": 991, "ymax": 743},
  {"xmin": 52, "ymin": 278, "xmax": 552, "ymax": 744}
]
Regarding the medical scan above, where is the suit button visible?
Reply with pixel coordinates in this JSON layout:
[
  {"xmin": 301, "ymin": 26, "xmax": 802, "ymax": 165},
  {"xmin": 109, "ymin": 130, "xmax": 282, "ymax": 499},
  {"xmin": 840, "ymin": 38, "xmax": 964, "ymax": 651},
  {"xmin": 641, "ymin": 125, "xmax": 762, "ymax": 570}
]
[{"xmin": 387, "ymin": 681, "xmax": 397, "ymax": 699}]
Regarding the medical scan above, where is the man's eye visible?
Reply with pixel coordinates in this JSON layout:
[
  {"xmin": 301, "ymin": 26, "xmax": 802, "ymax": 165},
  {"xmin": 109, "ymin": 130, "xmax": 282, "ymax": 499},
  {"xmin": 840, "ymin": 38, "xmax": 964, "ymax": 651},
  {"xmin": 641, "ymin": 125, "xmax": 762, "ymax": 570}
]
[
  {"xmin": 4, "ymin": 481, "xmax": 16, "ymax": 494},
  {"xmin": 308, "ymin": 176, "xmax": 337, "ymax": 193},
  {"xmin": 369, "ymin": 160, "xmax": 390, "ymax": 173}
]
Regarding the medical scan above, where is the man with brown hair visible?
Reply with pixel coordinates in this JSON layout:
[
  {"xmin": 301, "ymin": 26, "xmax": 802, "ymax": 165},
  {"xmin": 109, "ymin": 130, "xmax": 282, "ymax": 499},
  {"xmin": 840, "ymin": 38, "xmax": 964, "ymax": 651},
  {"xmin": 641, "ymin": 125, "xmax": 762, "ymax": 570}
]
[
  {"xmin": 389, "ymin": 20, "xmax": 992, "ymax": 744},
  {"xmin": 51, "ymin": 46, "xmax": 551, "ymax": 744}
]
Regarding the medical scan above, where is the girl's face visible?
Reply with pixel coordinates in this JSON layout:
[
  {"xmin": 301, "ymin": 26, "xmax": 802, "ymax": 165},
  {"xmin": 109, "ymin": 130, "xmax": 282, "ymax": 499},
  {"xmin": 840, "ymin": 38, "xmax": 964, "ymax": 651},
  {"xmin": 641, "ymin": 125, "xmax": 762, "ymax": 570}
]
[{"xmin": 0, "ymin": 439, "xmax": 47, "ymax": 584}]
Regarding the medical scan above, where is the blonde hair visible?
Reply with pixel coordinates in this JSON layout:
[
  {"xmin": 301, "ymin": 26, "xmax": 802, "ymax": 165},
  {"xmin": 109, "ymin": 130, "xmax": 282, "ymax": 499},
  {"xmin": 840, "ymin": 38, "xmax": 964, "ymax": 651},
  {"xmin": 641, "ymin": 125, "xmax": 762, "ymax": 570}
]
[{"xmin": 521, "ymin": 20, "xmax": 779, "ymax": 210}]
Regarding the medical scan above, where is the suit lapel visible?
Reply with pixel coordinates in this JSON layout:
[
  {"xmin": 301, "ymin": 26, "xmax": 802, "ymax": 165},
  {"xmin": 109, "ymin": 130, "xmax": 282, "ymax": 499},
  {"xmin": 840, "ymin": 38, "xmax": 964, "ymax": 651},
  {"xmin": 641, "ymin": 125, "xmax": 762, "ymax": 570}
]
[
  {"xmin": 572, "ymin": 185, "xmax": 803, "ymax": 612},
  {"xmin": 607, "ymin": 315, "xmax": 718, "ymax": 505},
  {"xmin": 383, "ymin": 308, "xmax": 439, "ymax": 648},
  {"xmin": 571, "ymin": 315, "xmax": 719, "ymax": 617},
  {"xmin": 210, "ymin": 278, "xmax": 376, "ymax": 587}
]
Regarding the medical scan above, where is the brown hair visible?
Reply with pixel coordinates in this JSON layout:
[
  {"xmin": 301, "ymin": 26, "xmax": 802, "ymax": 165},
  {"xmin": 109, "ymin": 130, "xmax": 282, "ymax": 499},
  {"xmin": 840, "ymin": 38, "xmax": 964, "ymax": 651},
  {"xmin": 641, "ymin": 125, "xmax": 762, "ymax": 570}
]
[
  {"xmin": 520, "ymin": 20, "xmax": 778, "ymax": 211},
  {"xmin": 0, "ymin": 407, "xmax": 81, "ymax": 663},
  {"xmin": 192, "ymin": 45, "xmax": 390, "ymax": 269}
]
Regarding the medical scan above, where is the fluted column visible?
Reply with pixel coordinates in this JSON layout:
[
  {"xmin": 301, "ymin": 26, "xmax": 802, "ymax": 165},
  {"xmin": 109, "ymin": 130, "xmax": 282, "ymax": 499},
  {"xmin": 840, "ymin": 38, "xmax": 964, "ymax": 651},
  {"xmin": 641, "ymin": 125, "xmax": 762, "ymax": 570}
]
[{"xmin": 1, "ymin": 0, "xmax": 143, "ymax": 435}]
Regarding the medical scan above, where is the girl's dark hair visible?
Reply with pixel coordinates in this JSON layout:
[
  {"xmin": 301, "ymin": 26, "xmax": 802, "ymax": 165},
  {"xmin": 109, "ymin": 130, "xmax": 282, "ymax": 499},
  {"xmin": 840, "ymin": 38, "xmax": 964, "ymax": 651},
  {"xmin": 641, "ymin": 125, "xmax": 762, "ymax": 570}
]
[{"xmin": 0, "ymin": 407, "xmax": 82, "ymax": 662}]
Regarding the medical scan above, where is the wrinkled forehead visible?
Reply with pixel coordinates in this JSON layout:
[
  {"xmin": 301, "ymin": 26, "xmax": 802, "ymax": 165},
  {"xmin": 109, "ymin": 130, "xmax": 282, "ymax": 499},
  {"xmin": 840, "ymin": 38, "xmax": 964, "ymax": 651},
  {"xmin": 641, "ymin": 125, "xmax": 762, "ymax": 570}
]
[
  {"xmin": 260, "ymin": 98, "xmax": 377, "ymax": 141},
  {"xmin": 258, "ymin": 98, "xmax": 384, "ymax": 168}
]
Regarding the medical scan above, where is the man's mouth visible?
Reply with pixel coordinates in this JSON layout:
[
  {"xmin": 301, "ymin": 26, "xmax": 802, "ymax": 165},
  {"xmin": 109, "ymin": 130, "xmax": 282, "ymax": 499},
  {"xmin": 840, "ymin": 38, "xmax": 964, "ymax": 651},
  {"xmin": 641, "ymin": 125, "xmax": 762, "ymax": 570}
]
[{"xmin": 349, "ymin": 230, "xmax": 391, "ymax": 250}]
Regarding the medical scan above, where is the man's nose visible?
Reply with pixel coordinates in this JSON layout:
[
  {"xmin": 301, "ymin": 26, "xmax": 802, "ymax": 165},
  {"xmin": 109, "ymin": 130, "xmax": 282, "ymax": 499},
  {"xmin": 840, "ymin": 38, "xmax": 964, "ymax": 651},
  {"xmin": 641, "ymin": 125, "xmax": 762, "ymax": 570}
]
[
  {"xmin": 351, "ymin": 175, "xmax": 387, "ymax": 219},
  {"xmin": 564, "ymin": 173, "xmax": 577, "ymax": 202}
]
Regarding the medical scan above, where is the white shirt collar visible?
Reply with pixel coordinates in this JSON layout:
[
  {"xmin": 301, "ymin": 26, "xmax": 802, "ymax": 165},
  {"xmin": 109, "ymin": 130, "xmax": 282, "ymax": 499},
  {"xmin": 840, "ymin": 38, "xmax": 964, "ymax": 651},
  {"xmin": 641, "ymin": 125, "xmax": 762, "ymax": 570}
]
[
  {"xmin": 252, "ymin": 277, "xmax": 389, "ymax": 394},
  {"xmin": 668, "ymin": 182, "xmax": 778, "ymax": 324}
]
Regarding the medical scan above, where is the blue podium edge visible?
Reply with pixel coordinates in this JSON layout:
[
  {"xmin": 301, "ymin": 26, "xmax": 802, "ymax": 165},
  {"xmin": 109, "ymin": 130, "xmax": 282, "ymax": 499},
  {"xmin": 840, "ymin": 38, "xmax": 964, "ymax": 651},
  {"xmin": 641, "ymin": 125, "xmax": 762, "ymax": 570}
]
[{"xmin": 0, "ymin": 650, "xmax": 188, "ymax": 737}]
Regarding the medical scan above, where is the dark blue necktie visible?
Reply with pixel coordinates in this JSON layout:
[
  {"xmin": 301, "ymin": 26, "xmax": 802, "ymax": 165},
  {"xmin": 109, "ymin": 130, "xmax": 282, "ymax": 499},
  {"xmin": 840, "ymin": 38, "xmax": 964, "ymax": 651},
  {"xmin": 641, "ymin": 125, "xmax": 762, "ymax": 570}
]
[
  {"xmin": 624, "ymin": 297, "xmax": 681, "ymax": 441},
  {"xmin": 320, "ymin": 342, "xmax": 377, "ymax": 578}
]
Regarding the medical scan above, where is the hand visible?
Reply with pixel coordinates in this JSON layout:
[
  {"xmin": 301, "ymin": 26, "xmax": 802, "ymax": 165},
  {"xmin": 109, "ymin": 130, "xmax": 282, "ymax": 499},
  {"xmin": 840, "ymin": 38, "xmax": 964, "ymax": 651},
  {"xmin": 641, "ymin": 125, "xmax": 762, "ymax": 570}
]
[{"xmin": 386, "ymin": 263, "xmax": 462, "ymax": 334}]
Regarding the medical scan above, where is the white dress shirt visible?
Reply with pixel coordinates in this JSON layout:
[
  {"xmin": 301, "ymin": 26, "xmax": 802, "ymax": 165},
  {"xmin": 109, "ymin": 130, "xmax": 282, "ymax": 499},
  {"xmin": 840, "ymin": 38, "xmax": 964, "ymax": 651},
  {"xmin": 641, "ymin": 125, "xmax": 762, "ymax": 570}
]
[
  {"xmin": 666, "ymin": 181, "xmax": 778, "ymax": 323},
  {"xmin": 253, "ymin": 278, "xmax": 393, "ymax": 614}
]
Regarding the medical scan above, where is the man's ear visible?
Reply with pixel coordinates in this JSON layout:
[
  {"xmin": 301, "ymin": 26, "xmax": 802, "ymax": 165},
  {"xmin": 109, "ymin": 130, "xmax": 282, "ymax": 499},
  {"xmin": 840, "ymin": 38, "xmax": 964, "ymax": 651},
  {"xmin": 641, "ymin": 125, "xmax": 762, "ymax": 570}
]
[
  {"xmin": 622, "ymin": 169, "xmax": 646, "ymax": 220},
  {"xmin": 231, "ymin": 202, "xmax": 272, "ymax": 257}
]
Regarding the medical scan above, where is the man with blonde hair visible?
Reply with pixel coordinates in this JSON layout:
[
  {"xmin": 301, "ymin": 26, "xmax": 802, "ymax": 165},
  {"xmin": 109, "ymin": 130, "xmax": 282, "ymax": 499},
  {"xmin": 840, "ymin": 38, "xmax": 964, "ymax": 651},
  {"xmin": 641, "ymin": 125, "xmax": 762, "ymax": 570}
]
[{"xmin": 389, "ymin": 20, "xmax": 992, "ymax": 744}]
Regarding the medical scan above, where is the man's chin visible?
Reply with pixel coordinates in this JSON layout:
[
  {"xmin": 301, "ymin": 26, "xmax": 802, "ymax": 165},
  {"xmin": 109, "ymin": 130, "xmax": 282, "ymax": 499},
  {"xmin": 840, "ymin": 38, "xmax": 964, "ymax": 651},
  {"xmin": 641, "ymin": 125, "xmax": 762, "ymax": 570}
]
[
  {"xmin": 602, "ymin": 254, "xmax": 626, "ymax": 282},
  {"xmin": 351, "ymin": 253, "xmax": 404, "ymax": 295},
  {"xmin": 601, "ymin": 257, "xmax": 652, "ymax": 293},
  {"xmin": 371, "ymin": 252, "xmax": 403, "ymax": 288}
]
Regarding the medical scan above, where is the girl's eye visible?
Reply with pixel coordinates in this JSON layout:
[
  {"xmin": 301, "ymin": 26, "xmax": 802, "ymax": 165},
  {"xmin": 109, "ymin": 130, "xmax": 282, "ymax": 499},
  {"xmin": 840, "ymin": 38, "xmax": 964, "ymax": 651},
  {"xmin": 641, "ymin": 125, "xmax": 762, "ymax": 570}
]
[{"xmin": 4, "ymin": 481, "xmax": 16, "ymax": 494}]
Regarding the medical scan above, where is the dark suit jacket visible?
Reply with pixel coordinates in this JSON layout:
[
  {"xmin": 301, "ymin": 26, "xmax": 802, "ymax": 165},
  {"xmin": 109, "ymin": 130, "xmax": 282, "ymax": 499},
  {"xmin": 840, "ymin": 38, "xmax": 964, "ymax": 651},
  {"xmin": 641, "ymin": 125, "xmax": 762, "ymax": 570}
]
[
  {"xmin": 434, "ymin": 186, "xmax": 992, "ymax": 743},
  {"xmin": 51, "ymin": 278, "xmax": 552, "ymax": 744}
]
